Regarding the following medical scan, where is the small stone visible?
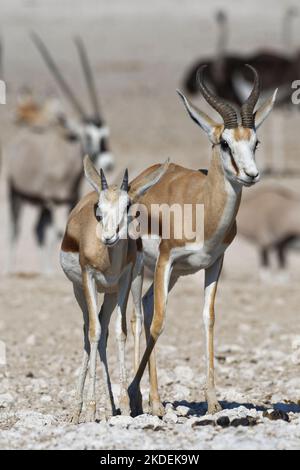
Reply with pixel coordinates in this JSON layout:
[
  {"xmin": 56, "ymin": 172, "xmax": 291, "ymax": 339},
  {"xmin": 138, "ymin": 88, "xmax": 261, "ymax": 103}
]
[
  {"xmin": 263, "ymin": 410, "xmax": 290, "ymax": 422},
  {"xmin": 231, "ymin": 418, "xmax": 251, "ymax": 427},
  {"xmin": 215, "ymin": 355, "xmax": 226, "ymax": 364},
  {"xmin": 26, "ymin": 335, "xmax": 36, "ymax": 346},
  {"xmin": 163, "ymin": 411, "xmax": 178, "ymax": 424},
  {"xmin": 26, "ymin": 372, "xmax": 35, "ymax": 379},
  {"xmin": 132, "ymin": 414, "xmax": 163, "ymax": 430},
  {"xmin": 292, "ymin": 336, "xmax": 300, "ymax": 351},
  {"xmin": 176, "ymin": 405, "xmax": 190, "ymax": 417},
  {"xmin": 109, "ymin": 415, "xmax": 134, "ymax": 427},
  {"xmin": 164, "ymin": 402, "xmax": 174, "ymax": 413},
  {"xmin": 40, "ymin": 395, "xmax": 52, "ymax": 403},
  {"xmin": 217, "ymin": 416, "xmax": 230, "ymax": 428},
  {"xmin": 0, "ymin": 393, "xmax": 14, "ymax": 408},
  {"xmin": 246, "ymin": 416, "xmax": 258, "ymax": 426},
  {"xmin": 291, "ymin": 351, "xmax": 300, "ymax": 366},
  {"xmin": 192, "ymin": 419, "xmax": 215, "ymax": 428}
]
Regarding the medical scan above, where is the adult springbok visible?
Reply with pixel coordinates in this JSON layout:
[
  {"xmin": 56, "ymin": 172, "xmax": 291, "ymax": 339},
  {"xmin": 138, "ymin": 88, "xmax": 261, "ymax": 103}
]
[
  {"xmin": 129, "ymin": 65, "xmax": 277, "ymax": 416},
  {"xmin": 60, "ymin": 155, "xmax": 168, "ymax": 423}
]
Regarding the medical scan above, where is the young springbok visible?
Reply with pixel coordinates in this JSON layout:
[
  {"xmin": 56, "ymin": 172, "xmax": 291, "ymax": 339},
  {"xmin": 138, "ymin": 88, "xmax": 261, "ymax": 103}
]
[
  {"xmin": 129, "ymin": 65, "xmax": 277, "ymax": 416},
  {"xmin": 60, "ymin": 155, "xmax": 168, "ymax": 423}
]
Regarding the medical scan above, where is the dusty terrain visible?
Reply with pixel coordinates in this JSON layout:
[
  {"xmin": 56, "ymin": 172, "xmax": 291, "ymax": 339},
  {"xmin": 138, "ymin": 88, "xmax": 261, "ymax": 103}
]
[
  {"xmin": 0, "ymin": 273, "xmax": 300, "ymax": 450},
  {"xmin": 0, "ymin": 0, "xmax": 300, "ymax": 450}
]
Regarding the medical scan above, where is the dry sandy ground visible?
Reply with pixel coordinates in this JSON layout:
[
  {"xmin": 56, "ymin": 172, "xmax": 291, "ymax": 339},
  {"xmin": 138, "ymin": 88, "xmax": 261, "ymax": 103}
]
[
  {"xmin": 0, "ymin": 272, "xmax": 300, "ymax": 450},
  {"xmin": 0, "ymin": 0, "xmax": 300, "ymax": 451}
]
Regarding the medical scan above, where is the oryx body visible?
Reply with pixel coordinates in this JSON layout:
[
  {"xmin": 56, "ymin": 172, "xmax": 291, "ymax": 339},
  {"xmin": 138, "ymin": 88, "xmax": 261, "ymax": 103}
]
[{"xmin": 6, "ymin": 34, "xmax": 114, "ymax": 272}]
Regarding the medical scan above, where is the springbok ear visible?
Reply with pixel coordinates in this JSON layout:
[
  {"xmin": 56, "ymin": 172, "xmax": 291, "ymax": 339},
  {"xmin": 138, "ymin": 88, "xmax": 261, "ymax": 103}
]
[
  {"xmin": 129, "ymin": 159, "xmax": 170, "ymax": 201},
  {"xmin": 255, "ymin": 89, "xmax": 278, "ymax": 129},
  {"xmin": 177, "ymin": 90, "xmax": 219, "ymax": 142},
  {"xmin": 83, "ymin": 155, "xmax": 102, "ymax": 194}
]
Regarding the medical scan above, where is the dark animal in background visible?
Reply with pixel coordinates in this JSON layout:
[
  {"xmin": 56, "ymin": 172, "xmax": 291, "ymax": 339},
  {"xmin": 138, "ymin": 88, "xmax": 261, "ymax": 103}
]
[{"xmin": 183, "ymin": 9, "xmax": 299, "ymax": 108}]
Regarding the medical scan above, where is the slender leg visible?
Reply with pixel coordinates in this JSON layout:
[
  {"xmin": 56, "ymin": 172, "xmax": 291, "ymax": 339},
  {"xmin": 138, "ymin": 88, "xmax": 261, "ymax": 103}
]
[
  {"xmin": 142, "ymin": 273, "xmax": 178, "ymax": 416},
  {"xmin": 275, "ymin": 239, "xmax": 290, "ymax": 283},
  {"xmin": 35, "ymin": 206, "xmax": 54, "ymax": 275},
  {"xmin": 277, "ymin": 237, "xmax": 293, "ymax": 270},
  {"xmin": 7, "ymin": 185, "xmax": 23, "ymax": 273},
  {"xmin": 82, "ymin": 268, "xmax": 100, "ymax": 422},
  {"xmin": 143, "ymin": 284, "xmax": 163, "ymax": 416},
  {"xmin": 130, "ymin": 252, "xmax": 144, "ymax": 374},
  {"xmin": 261, "ymin": 246, "xmax": 270, "ymax": 268},
  {"xmin": 98, "ymin": 293, "xmax": 118, "ymax": 419},
  {"xmin": 129, "ymin": 252, "xmax": 172, "ymax": 416},
  {"xmin": 259, "ymin": 246, "xmax": 272, "ymax": 281},
  {"xmin": 203, "ymin": 256, "xmax": 223, "ymax": 414},
  {"xmin": 69, "ymin": 284, "xmax": 90, "ymax": 424},
  {"xmin": 116, "ymin": 265, "xmax": 132, "ymax": 415}
]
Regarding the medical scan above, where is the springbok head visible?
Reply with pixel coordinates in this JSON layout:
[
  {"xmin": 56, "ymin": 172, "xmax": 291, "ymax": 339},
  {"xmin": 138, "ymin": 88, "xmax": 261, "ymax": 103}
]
[
  {"xmin": 84, "ymin": 155, "xmax": 169, "ymax": 247},
  {"xmin": 31, "ymin": 33, "xmax": 114, "ymax": 171},
  {"xmin": 178, "ymin": 65, "xmax": 277, "ymax": 187}
]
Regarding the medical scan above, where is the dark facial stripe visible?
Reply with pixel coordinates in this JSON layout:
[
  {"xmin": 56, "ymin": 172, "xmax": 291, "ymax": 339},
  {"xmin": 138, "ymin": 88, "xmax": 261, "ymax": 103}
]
[
  {"xmin": 100, "ymin": 137, "xmax": 109, "ymax": 153},
  {"xmin": 230, "ymin": 153, "xmax": 239, "ymax": 175}
]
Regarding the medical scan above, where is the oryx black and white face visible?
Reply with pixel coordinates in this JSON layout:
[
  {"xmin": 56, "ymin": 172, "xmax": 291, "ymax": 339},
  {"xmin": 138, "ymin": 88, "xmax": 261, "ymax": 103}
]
[
  {"xmin": 81, "ymin": 121, "xmax": 114, "ymax": 172},
  {"xmin": 31, "ymin": 33, "xmax": 115, "ymax": 172},
  {"xmin": 60, "ymin": 117, "xmax": 115, "ymax": 172}
]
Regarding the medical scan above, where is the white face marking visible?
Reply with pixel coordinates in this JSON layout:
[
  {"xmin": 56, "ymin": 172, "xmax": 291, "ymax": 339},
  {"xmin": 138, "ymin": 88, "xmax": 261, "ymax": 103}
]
[
  {"xmin": 94, "ymin": 152, "xmax": 114, "ymax": 172},
  {"xmin": 82, "ymin": 125, "xmax": 114, "ymax": 171},
  {"xmin": 220, "ymin": 128, "xmax": 260, "ymax": 187},
  {"xmin": 97, "ymin": 190, "xmax": 130, "ymax": 246}
]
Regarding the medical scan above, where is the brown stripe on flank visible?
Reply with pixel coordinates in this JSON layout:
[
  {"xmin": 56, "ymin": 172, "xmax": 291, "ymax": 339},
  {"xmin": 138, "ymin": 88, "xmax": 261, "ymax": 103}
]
[{"xmin": 61, "ymin": 233, "xmax": 79, "ymax": 253}]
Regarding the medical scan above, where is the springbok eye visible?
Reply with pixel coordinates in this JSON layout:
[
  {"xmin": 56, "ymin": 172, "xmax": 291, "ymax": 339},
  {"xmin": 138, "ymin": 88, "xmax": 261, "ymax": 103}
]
[
  {"xmin": 220, "ymin": 139, "xmax": 230, "ymax": 152},
  {"xmin": 95, "ymin": 206, "xmax": 103, "ymax": 222}
]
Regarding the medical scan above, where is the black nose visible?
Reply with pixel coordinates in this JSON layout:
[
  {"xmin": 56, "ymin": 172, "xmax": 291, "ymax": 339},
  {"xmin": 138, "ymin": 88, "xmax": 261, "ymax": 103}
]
[{"xmin": 245, "ymin": 171, "xmax": 259, "ymax": 179}]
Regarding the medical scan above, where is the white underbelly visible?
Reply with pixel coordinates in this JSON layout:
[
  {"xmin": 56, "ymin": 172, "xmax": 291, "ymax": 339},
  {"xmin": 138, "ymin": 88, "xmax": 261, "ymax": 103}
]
[
  {"xmin": 173, "ymin": 244, "xmax": 227, "ymax": 274},
  {"xmin": 60, "ymin": 251, "xmax": 123, "ymax": 294},
  {"xmin": 60, "ymin": 251, "xmax": 82, "ymax": 286},
  {"xmin": 141, "ymin": 237, "xmax": 227, "ymax": 275}
]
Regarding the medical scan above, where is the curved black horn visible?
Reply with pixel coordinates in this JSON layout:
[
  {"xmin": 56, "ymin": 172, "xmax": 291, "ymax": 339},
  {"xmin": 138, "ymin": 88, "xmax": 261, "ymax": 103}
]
[
  {"xmin": 74, "ymin": 36, "xmax": 102, "ymax": 123},
  {"xmin": 241, "ymin": 65, "xmax": 260, "ymax": 129},
  {"xmin": 30, "ymin": 32, "xmax": 87, "ymax": 118},
  {"xmin": 120, "ymin": 169, "xmax": 129, "ymax": 192},
  {"xmin": 100, "ymin": 168, "xmax": 108, "ymax": 190},
  {"xmin": 197, "ymin": 65, "xmax": 238, "ymax": 129}
]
